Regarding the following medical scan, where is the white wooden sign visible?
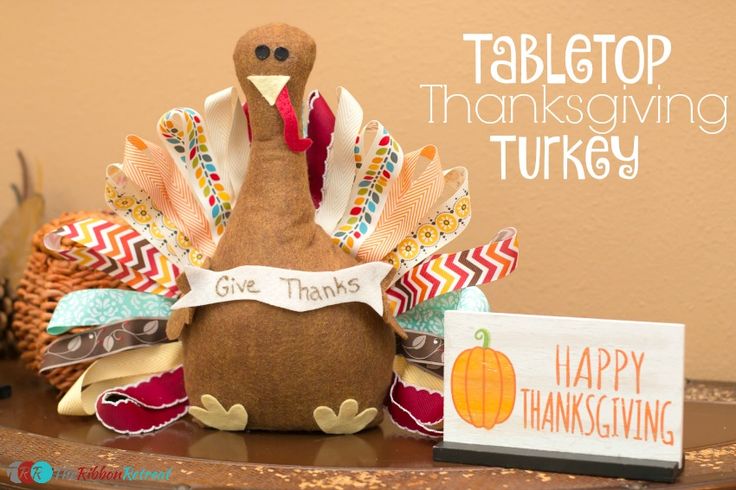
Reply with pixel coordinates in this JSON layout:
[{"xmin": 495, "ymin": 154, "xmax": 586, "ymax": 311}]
[{"xmin": 438, "ymin": 311, "xmax": 685, "ymax": 479}]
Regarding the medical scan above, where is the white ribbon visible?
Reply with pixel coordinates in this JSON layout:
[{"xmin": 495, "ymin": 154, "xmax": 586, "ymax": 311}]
[
  {"xmin": 172, "ymin": 262, "xmax": 393, "ymax": 316},
  {"xmin": 315, "ymin": 87, "xmax": 364, "ymax": 232},
  {"xmin": 204, "ymin": 87, "xmax": 251, "ymax": 202}
]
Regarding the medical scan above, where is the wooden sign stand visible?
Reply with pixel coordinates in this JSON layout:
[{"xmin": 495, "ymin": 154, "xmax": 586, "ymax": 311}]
[
  {"xmin": 434, "ymin": 441, "xmax": 682, "ymax": 482},
  {"xmin": 434, "ymin": 311, "xmax": 685, "ymax": 483}
]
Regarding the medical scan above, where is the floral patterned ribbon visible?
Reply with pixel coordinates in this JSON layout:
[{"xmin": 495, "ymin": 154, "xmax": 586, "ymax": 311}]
[
  {"xmin": 40, "ymin": 318, "xmax": 170, "ymax": 372},
  {"xmin": 106, "ymin": 164, "xmax": 204, "ymax": 268},
  {"xmin": 383, "ymin": 167, "xmax": 471, "ymax": 281},
  {"xmin": 122, "ymin": 135, "xmax": 217, "ymax": 257},
  {"xmin": 357, "ymin": 145, "xmax": 445, "ymax": 262},
  {"xmin": 396, "ymin": 287, "xmax": 489, "ymax": 336},
  {"xmin": 46, "ymin": 289, "xmax": 173, "ymax": 336},
  {"xmin": 399, "ymin": 331, "xmax": 445, "ymax": 376}
]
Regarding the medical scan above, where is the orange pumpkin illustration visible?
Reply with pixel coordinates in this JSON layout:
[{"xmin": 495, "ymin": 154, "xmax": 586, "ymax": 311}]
[{"xmin": 451, "ymin": 328, "xmax": 516, "ymax": 429}]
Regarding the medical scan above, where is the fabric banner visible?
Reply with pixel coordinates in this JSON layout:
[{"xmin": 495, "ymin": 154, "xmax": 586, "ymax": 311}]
[{"xmin": 172, "ymin": 262, "xmax": 394, "ymax": 316}]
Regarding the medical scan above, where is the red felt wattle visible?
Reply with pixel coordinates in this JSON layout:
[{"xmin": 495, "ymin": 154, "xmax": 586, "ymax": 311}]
[
  {"xmin": 243, "ymin": 103, "xmax": 253, "ymax": 143},
  {"xmin": 275, "ymin": 86, "xmax": 313, "ymax": 153}
]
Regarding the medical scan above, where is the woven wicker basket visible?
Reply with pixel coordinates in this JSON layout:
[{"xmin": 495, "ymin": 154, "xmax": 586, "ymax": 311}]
[{"xmin": 12, "ymin": 211, "xmax": 129, "ymax": 393}]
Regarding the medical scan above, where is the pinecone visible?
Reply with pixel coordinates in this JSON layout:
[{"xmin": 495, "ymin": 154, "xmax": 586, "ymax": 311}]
[{"xmin": 0, "ymin": 277, "xmax": 18, "ymax": 359}]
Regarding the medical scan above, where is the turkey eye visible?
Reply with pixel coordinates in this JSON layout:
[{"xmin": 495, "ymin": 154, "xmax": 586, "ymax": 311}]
[
  {"xmin": 255, "ymin": 45, "xmax": 270, "ymax": 60},
  {"xmin": 274, "ymin": 47, "xmax": 289, "ymax": 61}
]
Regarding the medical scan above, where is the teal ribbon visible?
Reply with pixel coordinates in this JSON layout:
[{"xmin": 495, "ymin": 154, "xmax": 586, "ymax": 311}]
[
  {"xmin": 396, "ymin": 286, "xmax": 489, "ymax": 336},
  {"xmin": 47, "ymin": 289, "xmax": 174, "ymax": 336}
]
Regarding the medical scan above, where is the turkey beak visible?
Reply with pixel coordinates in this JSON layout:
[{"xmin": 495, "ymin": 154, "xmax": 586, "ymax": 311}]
[{"xmin": 247, "ymin": 75, "xmax": 290, "ymax": 106}]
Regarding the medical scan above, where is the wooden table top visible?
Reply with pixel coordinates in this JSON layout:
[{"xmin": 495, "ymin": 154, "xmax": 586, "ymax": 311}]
[{"xmin": 1, "ymin": 359, "xmax": 735, "ymax": 488}]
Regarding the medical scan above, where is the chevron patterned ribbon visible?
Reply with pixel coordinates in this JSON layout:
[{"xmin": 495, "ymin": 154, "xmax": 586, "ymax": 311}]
[
  {"xmin": 44, "ymin": 239, "xmax": 172, "ymax": 297},
  {"xmin": 386, "ymin": 228, "xmax": 518, "ymax": 316},
  {"xmin": 332, "ymin": 121, "xmax": 404, "ymax": 254},
  {"xmin": 357, "ymin": 145, "xmax": 445, "ymax": 262},
  {"xmin": 44, "ymin": 218, "xmax": 180, "ymax": 297},
  {"xmin": 106, "ymin": 164, "xmax": 205, "ymax": 268},
  {"xmin": 122, "ymin": 135, "xmax": 217, "ymax": 257},
  {"xmin": 383, "ymin": 167, "xmax": 471, "ymax": 281},
  {"xmin": 158, "ymin": 108, "xmax": 233, "ymax": 240}
]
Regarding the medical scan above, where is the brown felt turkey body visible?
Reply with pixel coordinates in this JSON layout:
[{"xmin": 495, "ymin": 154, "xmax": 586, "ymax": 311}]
[{"xmin": 178, "ymin": 24, "xmax": 398, "ymax": 431}]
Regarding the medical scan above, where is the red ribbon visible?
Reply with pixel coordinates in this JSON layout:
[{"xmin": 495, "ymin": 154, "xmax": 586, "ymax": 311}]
[
  {"xmin": 385, "ymin": 373, "xmax": 444, "ymax": 438},
  {"xmin": 95, "ymin": 367, "xmax": 188, "ymax": 435},
  {"xmin": 306, "ymin": 90, "xmax": 335, "ymax": 208}
]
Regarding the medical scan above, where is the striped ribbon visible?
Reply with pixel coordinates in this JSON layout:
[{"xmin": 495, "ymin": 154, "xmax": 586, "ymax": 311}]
[
  {"xmin": 315, "ymin": 87, "xmax": 364, "ymax": 233},
  {"xmin": 122, "ymin": 135, "xmax": 217, "ymax": 257},
  {"xmin": 158, "ymin": 108, "xmax": 233, "ymax": 240},
  {"xmin": 106, "ymin": 164, "xmax": 204, "ymax": 268},
  {"xmin": 331, "ymin": 121, "xmax": 404, "ymax": 254},
  {"xmin": 387, "ymin": 228, "xmax": 519, "ymax": 316},
  {"xmin": 203, "ymin": 87, "xmax": 250, "ymax": 202},
  {"xmin": 44, "ymin": 218, "xmax": 180, "ymax": 297},
  {"xmin": 383, "ymin": 167, "xmax": 471, "ymax": 280},
  {"xmin": 357, "ymin": 145, "xmax": 445, "ymax": 262}
]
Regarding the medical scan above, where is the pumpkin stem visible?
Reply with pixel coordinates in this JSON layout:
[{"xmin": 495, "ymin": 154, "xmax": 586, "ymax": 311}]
[{"xmin": 474, "ymin": 328, "xmax": 491, "ymax": 348}]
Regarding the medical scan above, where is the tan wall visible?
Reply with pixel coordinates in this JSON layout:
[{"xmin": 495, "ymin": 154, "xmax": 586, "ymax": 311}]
[{"xmin": 0, "ymin": 1, "xmax": 733, "ymax": 380}]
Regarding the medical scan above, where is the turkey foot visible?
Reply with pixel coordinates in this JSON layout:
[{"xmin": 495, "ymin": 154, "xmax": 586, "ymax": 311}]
[
  {"xmin": 313, "ymin": 399, "xmax": 378, "ymax": 434},
  {"xmin": 189, "ymin": 394, "xmax": 248, "ymax": 431}
]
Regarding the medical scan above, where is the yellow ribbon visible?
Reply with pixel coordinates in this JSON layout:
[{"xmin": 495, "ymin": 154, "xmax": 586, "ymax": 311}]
[
  {"xmin": 392, "ymin": 355, "xmax": 443, "ymax": 392},
  {"xmin": 58, "ymin": 342, "xmax": 183, "ymax": 416}
]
